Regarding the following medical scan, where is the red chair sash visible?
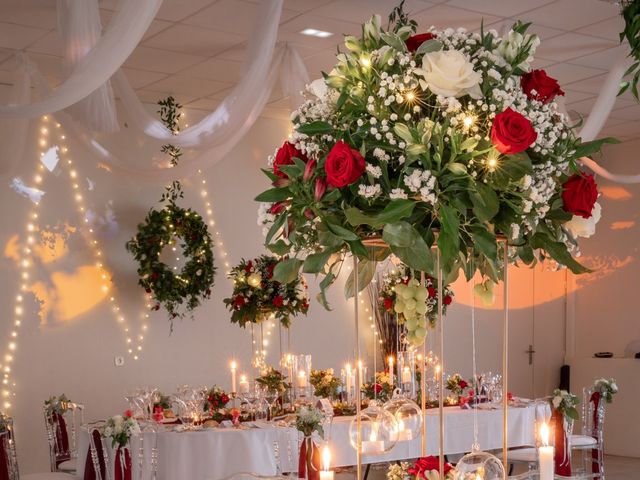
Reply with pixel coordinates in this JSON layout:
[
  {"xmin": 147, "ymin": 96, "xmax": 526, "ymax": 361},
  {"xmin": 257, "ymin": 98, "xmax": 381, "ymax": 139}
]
[
  {"xmin": 53, "ymin": 413, "xmax": 71, "ymax": 465},
  {"xmin": 298, "ymin": 437, "xmax": 321, "ymax": 480},
  {"xmin": 552, "ymin": 409, "xmax": 571, "ymax": 476},
  {"xmin": 84, "ymin": 429, "xmax": 106, "ymax": 480},
  {"xmin": 114, "ymin": 447, "xmax": 132, "ymax": 480},
  {"xmin": 590, "ymin": 391, "xmax": 602, "ymax": 474},
  {"xmin": 0, "ymin": 434, "xmax": 11, "ymax": 480}
]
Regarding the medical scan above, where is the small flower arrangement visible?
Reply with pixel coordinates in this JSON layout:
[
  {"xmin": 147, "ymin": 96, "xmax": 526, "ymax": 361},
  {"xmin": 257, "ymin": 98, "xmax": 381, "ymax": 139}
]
[
  {"xmin": 310, "ymin": 369, "xmax": 342, "ymax": 399},
  {"xmin": 378, "ymin": 266, "xmax": 454, "ymax": 346},
  {"xmin": 205, "ymin": 386, "xmax": 230, "ymax": 413},
  {"xmin": 387, "ymin": 456, "xmax": 454, "ymax": 480},
  {"xmin": 255, "ymin": 366, "xmax": 291, "ymax": 394},
  {"xmin": 223, "ymin": 255, "xmax": 309, "ymax": 328},
  {"xmin": 551, "ymin": 388, "xmax": 580, "ymax": 421},
  {"xmin": 44, "ymin": 394, "xmax": 71, "ymax": 416},
  {"xmin": 295, "ymin": 405, "xmax": 325, "ymax": 438},
  {"xmin": 445, "ymin": 373, "xmax": 469, "ymax": 396},
  {"xmin": 100, "ymin": 410, "xmax": 141, "ymax": 449},
  {"xmin": 593, "ymin": 378, "xmax": 618, "ymax": 404},
  {"xmin": 362, "ymin": 371, "xmax": 395, "ymax": 402}
]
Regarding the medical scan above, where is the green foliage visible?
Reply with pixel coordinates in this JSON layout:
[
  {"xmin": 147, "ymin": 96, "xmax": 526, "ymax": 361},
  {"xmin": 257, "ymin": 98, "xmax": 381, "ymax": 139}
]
[{"xmin": 619, "ymin": 0, "xmax": 640, "ymax": 99}]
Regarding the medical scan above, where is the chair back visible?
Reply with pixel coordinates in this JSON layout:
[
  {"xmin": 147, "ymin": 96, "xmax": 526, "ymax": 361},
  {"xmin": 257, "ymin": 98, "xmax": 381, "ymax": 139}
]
[
  {"xmin": 0, "ymin": 416, "xmax": 20, "ymax": 480},
  {"xmin": 86, "ymin": 427, "xmax": 109, "ymax": 480},
  {"xmin": 44, "ymin": 401, "xmax": 84, "ymax": 471}
]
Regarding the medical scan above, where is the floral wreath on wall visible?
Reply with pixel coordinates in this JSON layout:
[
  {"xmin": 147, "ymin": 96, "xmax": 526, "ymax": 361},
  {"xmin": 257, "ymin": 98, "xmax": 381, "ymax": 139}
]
[
  {"xmin": 126, "ymin": 97, "xmax": 216, "ymax": 325},
  {"xmin": 256, "ymin": 7, "xmax": 611, "ymax": 306},
  {"xmin": 378, "ymin": 265, "xmax": 453, "ymax": 346},
  {"xmin": 223, "ymin": 255, "xmax": 309, "ymax": 328}
]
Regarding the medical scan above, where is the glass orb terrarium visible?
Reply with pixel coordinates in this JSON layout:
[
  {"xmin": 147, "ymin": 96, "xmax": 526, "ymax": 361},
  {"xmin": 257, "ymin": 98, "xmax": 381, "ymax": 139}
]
[
  {"xmin": 453, "ymin": 449, "xmax": 506, "ymax": 480},
  {"xmin": 349, "ymin": 400, "xmax": 398, "ymax": 456},
  {"xmin": 383, "ymin": 394, "xmax": 422, "ymax": 442}
]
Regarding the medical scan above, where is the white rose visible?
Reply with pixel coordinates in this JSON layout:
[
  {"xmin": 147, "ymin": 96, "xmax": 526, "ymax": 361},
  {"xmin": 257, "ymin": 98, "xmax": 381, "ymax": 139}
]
[
  {"xmin": 565, "ymin": 202, "xmax": 601, "ymax": 238},
  {"xmin": 552, "ymin": 397, "xmax": 562, "ymax": 409},
  {"xmin": 308, "ymin": 78, "xmax": 328, "ymax": 99},
  {"xmin": 247, "ymin": 273, "xmax": 262, "ymax": 288},
  {"xmin": 416, "ymin": 50, "xmax": 482, "ymax": 99},
  {"xmin": 611, "ymin": 382, "xmax": 618, "ymax": 393}
]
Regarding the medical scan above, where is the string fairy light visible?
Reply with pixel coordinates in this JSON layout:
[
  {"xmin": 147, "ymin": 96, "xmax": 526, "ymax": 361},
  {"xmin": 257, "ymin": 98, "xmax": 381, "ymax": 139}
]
[{"xmin": 53, "ymin": 120, "xmax": 148, "ymax": 360}]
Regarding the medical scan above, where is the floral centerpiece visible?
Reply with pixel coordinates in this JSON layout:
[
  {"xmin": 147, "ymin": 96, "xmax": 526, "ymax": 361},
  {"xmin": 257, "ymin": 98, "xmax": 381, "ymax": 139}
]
[
  {"xmin": 551, "ymin": 388, "xmax": 579, "ymax": 420},
  {"xmin": 255, "ymin": 366, "xmax": 291, "ymax": 395},
  {"xmin": 44, "ymin": 394, "xmax": 71, "ymax": 416},
  {"xmin": 296, "ymin": 406, "xmax": 325, "ymax": 480},
  {"xmin": 100, "ymin": 410, "xmax": 141, "ymax": 449},
  {"xmin": 593, "ymin": 378, "xmax": 618, "ymax": 404},
  {"xmin": 379, "ymin": 266, "xmax": 454, "ymax": 346},
  {"xmin": 362, "ymin": 371, "xmax": 395, "ymax": 402},
  {"xmin": 310, "ymin": 369, "xmax": 342, "ymax": 399},
  {"xmin": 203, "ymin": 386, "xmax": 230, "ymax": 414},
  {"xmin": 256, "ymin": 7, "xmax": 611, "ymax": 307},
  {"xmin": 445, "ymin": 373, "xmax": 469, "ymax": 397},
  {"xmin": 223, "ymin": 255, "xmax": 309, "ymax": 328},
  {"xmin": 387, "ymin": 456, "xmax": 454, "ymax": 480}
]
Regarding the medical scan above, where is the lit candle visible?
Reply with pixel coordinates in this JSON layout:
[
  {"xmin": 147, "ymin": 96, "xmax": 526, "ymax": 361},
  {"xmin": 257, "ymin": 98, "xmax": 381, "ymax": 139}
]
[
  {"xmin": 401, "ymin": 366, "xmax": 412, "ymax": 384},
  {"xmin": 319, "ymin": 444, "xmax": 335, "ymax": 480},
  {"xmin": 435, "ymin": 364, "xmax": 441, "ymax": 381},
  {"xmin": 396, "ymin": 418, "xmax": 412, "ymax": 441},
  {"xmin": 357, "ymin": 360, "xmax": 364, "ymax": 388},
  {"xmin": 345, "ymin": 363, "xmax": 352, "ymax": 400},
  {"xmin": 361, "ymin": 424, "xmax": 384, "ymax": 455},
  {"xmin": 539, "ymin": 421, "xmax": 554, "ymax": 480},
  {"xmin": 387, "ymin": 356, "xmax": 394, "ymax": 374},
  {"xmin": 297, "ymin": 370, "xmax": 308, "ymax": 389},
  {"xmin": 239, "ymin": 374, "xmax": 250, "ymax": 394},
  {"xmin": 230, "ymin": 360, "xmax": 237, "ymax": 393}
]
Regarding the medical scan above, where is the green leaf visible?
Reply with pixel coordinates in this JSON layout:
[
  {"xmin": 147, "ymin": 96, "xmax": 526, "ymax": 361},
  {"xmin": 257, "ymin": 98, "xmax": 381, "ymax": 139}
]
[
  {"xmin": 390, "ymin": 233, "xmax": 433, "ymax": 273},
  {"xmin": 470, "ymin": 182, "xmax": 500, "ymax": 222},
  {"xmin": 303, "ymin": 248, "xmax": 338, "ymax": 274},
  {"xmin": 317, "ymin": 224, "xmax": 344, "ymax": 248},
  {"xmin": 345, "ymin": 199, "xmax": 416, "ymax": 228},
  {"xmin": 460, "ymin": 137, "xmax": 479, "ymax": 151},
  {"xmin": 437, "ymin": 203, "xmax": 460, "ymax": 266},
  {"xmin": 492, "ymin": 152, "xmax": 533, "ymax": 186},
  {"xmin": 272, "ymin": 258, "xmax": 304, "ymax": 284},
  {"xmin": 278, "ymin": 164, "xmax": 302, "ymax": 179},
  {"xmin": 265, "ymin": 213, "xmax": 287, "ymax": 245},
  {"xmin": 572, "ymin": 137, "xmax": 620, "ymax": 159},
  {"xmin": 344, "ymin": 258, "xmax": 377, "ymax": 299},
  {"xmin": 530, "ymin": 233, "xmax": 590, "ymax": 274},
  {"xmin": 317, "ymin": 268, "xmax": 337, "ymax": 310},
  {"xmin": 382, "ymin": 221, "xmax": 414, "ymax": 247},
  {"xmin": 254, "ymin": 187, "xmax": 291, "ymax": 203},
  {"xmin": 297, "ymin": 121, "xmax": 334, "ymax": 136},
  {"xmin": 267, "ymin": 239, "xmax": 291, "ymax": 256},
  {"xmin": 380, "ymin": 31, "xmax": 406, "ymax": 51},
  {"xmin": 471, "ymin": 225, "xmax": 497, "ymax": 262},
  {"xmin": 415, "ymin": 39, "xmax": 443, "ymax": 55},
  {"xmin": 325, "ymin": 221, "xmax": 358, "ymax": 241}
]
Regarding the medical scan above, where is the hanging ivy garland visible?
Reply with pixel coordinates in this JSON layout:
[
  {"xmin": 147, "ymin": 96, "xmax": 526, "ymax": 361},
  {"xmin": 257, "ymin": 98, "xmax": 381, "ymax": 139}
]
[{"xmin": 126, "ymin": 97, "xmax": 216, "ymax": 325}]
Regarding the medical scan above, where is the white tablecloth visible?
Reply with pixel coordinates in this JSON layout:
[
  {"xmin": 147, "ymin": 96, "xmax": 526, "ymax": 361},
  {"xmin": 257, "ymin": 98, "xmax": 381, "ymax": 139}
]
[{"xmin": 77, "ymin": 405, "xmax": 543, "ymax": 480}]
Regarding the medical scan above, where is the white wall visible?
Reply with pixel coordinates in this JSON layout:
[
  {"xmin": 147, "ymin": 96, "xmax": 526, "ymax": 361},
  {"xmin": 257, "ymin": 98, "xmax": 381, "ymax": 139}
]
[{"xmin": 0, "ymin": 112, "xmax": 569, "ymax": 472}]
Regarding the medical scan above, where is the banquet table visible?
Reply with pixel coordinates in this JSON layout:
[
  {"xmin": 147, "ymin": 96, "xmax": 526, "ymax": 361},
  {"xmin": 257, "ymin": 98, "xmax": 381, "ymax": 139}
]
[{"xmin": 77, "ymin": 404, "xmax": 546, "ymax": 480}]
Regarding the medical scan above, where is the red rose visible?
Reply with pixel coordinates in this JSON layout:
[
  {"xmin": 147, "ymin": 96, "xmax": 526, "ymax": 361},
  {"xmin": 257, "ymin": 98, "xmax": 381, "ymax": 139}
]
[
  {"xmin": 324, "ymin": 141, "xmax": 366, "ymax": 188},
  {"xmin": 443, "ymin": 295, "xmax": 452, "ymax": 306},
  {"xmin": 233, "ymin": 296, "xmax": 246, "ymax": 309},
  {"xmin": 314, "ymin": 177, "xmax": 327, "ymax": 201},
  {"xmin": 273, "ymin": 295, "xmax": 284, "ymax": 308},
  {"xmin": 562, "ymin": 173, "xmax": 598, "ymax": 219},
  {"xmin": 273, "ymin": 141, "xmax": 308, "ymax": 178},
  {"xmin": 266, "ymin": 263, "xmax": 276, "ymax": 279},
  {"xmin": 520, "ymin": 69, "xmax": 564, "ymax": 104},
  {"xmin": 124, "ymin": 409, "xmax": 133, "ymax": 418},
  {"xmin": 221, "ymin": 394, "xmax": 230, "ymax": 405},
  {"xmin": 269, "ymin": 201, "xmax": 288, "ymax": 215},
  {"xmin": 408, "ymin": 456, "xmax": 453, "ymax": 478},
  {"xmin": 459, "ymin": 380, "xmax": 468, "ymax": 389},
  {"xmin": 244, "ymin": 261, "xmax": 253, "ymax": 273},
  {"xmin": 405, "ymin": 33, "xmax": 437, "ymax": 52},
  {"xmin": 383, "ymin": 297, "xmax": 394, "ymax": 311},
  {"xmin": 491, "ymin": 107, "xmax": 537, "ymax": 155},
  {"xmin": 427, "ymin": 287, "xmax": 436, "ymax": 298},
  {"xmin": 374, "ymin": 383, "xmax": 383, "ymax": 394}
]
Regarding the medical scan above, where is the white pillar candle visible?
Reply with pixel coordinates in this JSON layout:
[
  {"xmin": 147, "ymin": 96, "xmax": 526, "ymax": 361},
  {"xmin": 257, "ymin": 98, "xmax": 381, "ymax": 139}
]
[
  {"xmin": 401, "ymin": 366, "xmax": 412, "ymax": 384},
  {"xmin": 539, "ymin": 422, "xmax": 554, "ymax": 480},
  {"xmin": 297, "ymin": 370, "xmax": 308, "ymax": 389},
  {"xmin": 319, "ymin": 445, "xmax": 335, "ymax": 480},
  {"xmin": 345, "ymin": 363, "xmax": 352, "ymax": 401},
  {"xmin": 230, "ymin": 360, "xmax": 237, "ymax": 393},
  {"xmin": 239, "ymin": 374, "xmax": 250, "ymax": 394}
]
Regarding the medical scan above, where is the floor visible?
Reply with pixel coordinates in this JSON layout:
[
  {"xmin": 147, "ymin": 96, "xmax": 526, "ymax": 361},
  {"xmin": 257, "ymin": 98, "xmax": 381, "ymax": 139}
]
[{"xmin": 334, "ymin": 455, "xmax": 640, "ymax": 479}]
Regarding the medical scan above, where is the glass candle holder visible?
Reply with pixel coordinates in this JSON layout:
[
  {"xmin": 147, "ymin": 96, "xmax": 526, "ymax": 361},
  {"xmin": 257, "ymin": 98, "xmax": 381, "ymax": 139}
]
[
  {"xmin": 398, "ymin": 350, "xmax": 417, "ymax": 400},
  {"xmin": 294, "ymin": 354, "xmax": 312, "ymax": 399}
]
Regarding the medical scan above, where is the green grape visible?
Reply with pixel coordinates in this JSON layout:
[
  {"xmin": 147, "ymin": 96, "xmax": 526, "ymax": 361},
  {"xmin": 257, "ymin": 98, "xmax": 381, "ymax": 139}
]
[
  {"xmin": 414, "ymin": 288, "xmax": 428, "ymax": 302},
  {"xmin": 405, "ymin": 317, "xmax": 417, "ymax": 330},
  {"xmin": 395, "ymin": 284, "xmax": 406, "ymax": 297},
  {"xmin": 415, "ymin": 327, "xmax": 427, "ymax": 340},
  {"xmin": 415, "ymin": 301, "xmax": 427, "ymax": 315},
  {"xmin": 394, "ymin": 300, "xmax": 405, "ymax": 314},
  {"xmin": 404, "ymin": 298, "xmax": 416, "ymax": 311},
  {"xmin": 401, "ymin": 288, "xmax": 414, "ymax": 300}
]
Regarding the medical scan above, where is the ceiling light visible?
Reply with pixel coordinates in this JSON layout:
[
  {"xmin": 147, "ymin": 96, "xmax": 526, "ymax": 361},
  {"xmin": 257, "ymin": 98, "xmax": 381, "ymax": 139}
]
[{"xmin": 300, "ymin": 28, "xmax": 333, "ymax": 38}]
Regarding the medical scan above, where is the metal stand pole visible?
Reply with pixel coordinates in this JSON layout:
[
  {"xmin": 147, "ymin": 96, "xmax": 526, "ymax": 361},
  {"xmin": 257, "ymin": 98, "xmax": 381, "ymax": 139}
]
[
  {"xmin": 502, "ymin": 242, "xmax": 509, "ymax": 473},
  {"xmin": 420, "ymin": 271, "xmax": 427, "ymax": 457},
  {"xmin": 437, "ymin": 248, "xmax": 445, "ymax": 475},
  {"xmin": 354, "ymin": 255, "xmax": 362, "ymax": 480}
]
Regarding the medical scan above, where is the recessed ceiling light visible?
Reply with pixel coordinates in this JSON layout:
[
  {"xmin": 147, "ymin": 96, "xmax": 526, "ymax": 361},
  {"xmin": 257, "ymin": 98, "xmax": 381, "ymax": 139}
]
[{"xmin": 300, "ymin": 28, "xmax": 333, "ymax": 38}]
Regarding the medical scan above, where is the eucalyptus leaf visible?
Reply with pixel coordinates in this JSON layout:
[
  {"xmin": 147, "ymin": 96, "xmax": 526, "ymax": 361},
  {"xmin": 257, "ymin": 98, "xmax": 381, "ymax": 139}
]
[{"xmin": 415, "ymin": 39, "xmax": 443, "ymax": 55}]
